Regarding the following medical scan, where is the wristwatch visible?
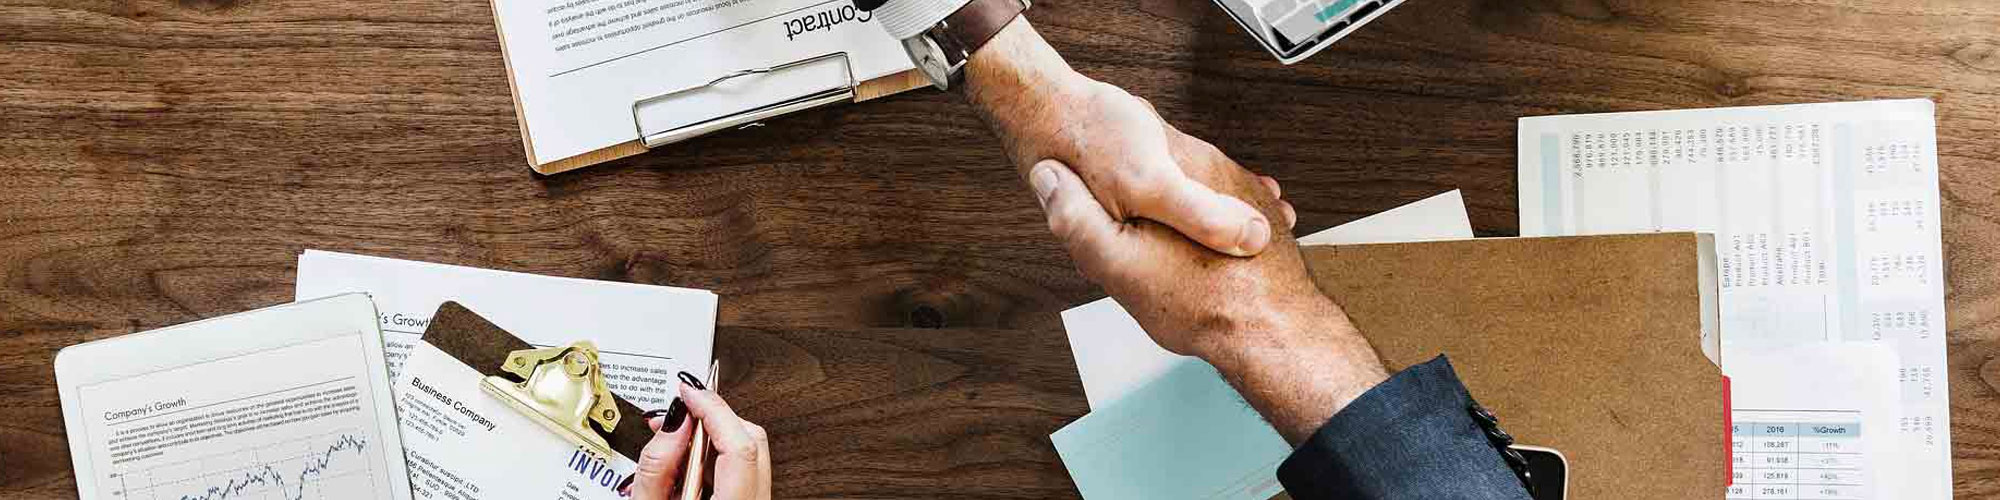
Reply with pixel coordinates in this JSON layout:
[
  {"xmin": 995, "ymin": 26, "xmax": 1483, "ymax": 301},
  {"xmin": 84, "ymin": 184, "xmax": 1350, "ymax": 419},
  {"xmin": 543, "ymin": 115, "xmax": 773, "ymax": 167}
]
[{"xmin": 899, "ymin": 0, "xmax": 1030, "ymax": 91}]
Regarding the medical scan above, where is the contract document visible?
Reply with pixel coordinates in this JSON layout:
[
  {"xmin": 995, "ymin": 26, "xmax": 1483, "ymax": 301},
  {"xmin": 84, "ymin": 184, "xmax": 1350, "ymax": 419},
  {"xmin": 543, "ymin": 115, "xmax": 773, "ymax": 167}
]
[
  {"xmin": 492, "ymin": 0, "xmax": 915, "ymax": 168},
  {"xmin": 55, "ymin": 294, "xmax": 413, "ymax": 500},
  {"xmin": 1518, "ymin": 99, "xmax": 1948, "ymax": 499}
]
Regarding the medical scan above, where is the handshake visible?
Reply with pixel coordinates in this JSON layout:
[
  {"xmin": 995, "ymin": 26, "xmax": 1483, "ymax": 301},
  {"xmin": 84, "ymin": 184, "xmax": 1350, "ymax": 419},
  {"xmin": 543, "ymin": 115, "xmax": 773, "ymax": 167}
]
[
  {"xmin": 967, "ymin": 22, "xmax": 1323, "ymax": 349},
  {"xmin": 1001, "ymin": 78, "xmax": 1324, "ymax": 362},
  {"xmin": 623, "ymin": 18, "xmax": 1401, "ymax": 500},
  {"xmin": 966, "ymin": 20, "xmax": 1388, "ymax": 443}
]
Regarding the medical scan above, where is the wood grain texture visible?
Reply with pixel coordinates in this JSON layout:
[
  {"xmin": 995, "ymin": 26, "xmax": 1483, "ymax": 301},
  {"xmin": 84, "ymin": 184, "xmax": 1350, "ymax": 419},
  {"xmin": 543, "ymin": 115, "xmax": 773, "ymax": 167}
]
[{"xmin": 0, "ymin": 0, "xmax": 1995, "ymax": 497}]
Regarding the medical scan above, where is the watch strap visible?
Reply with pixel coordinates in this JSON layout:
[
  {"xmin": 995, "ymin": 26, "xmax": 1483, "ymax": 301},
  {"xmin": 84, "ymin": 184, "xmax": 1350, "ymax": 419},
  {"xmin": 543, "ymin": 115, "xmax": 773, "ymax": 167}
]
[{"xmin": 932, "ymin": 0, "xmax": 1027, "ymax": 65}]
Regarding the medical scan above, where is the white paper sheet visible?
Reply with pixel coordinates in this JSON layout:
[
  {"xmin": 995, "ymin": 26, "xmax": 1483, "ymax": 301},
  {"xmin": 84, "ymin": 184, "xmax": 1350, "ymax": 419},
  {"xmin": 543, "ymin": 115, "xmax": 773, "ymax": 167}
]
[
  {"xmin": 55, "ymin": 294, "xmax": 414, "ymax": 500},
  {"xmin": 1726, "ymin": 345, "xmax": 1901, "ymax": 499},
  {"xmin": 1063, "ymin": 189, "xmax": 1473, "ymax": 408},
  {"xmin": 295, "ymin": 250, "xmax": 717, "ymax": 410},
  {"xmin": 494, "ymin": 0, "xmax": 913, "ymax": 164},
  {"xmin": 1517, "ymin": 99, "xmax": 1948, "ymax": 498}
]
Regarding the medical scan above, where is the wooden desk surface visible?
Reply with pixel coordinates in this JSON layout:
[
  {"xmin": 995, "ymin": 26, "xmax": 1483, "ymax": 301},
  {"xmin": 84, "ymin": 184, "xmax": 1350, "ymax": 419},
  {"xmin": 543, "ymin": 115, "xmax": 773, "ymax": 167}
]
[{"xmin": 2, "ymin": 0, "xmax": 1996, "ymax": 497}]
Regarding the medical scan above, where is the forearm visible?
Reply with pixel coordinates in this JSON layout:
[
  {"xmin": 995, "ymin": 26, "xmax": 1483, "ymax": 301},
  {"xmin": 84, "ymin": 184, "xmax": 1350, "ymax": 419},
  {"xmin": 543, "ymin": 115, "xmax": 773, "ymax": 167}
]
[
  {"xmin": 1195, "ymin": 282, "xmax": 1389, "ymax": 444},
  {"xmin": 952, "ymin": 6, "xmax": 1394, "ymax": 444},
  {"xmin": 960, "ymin": 18, "xmax": 1088, "ymax": 176}
]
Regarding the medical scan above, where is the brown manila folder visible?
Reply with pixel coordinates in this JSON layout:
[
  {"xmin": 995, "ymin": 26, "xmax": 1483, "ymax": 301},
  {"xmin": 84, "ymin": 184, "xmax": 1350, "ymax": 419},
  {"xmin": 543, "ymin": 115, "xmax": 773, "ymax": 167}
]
[{"xmin": 1300, "ymin": 233, "xmax": 1726, "ymax": 498}]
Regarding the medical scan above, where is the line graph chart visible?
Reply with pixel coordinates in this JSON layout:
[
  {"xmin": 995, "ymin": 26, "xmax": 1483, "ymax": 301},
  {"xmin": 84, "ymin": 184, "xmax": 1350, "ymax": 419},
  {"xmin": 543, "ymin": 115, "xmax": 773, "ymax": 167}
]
[{"xmin": 110, "ymin": 429, "xmax": 381, "ymax": 500}]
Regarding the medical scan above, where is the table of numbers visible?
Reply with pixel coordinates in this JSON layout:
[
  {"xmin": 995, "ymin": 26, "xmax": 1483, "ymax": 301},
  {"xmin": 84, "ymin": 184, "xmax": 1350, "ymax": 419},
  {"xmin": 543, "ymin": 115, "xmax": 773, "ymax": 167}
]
[
  {"xmin": 1729, "ymin": 414, "xmax": 1867, "ymax": 499},
  {"xmin": 1522, "ymin": 101, "xmax": 1947, "ymax": 498}
]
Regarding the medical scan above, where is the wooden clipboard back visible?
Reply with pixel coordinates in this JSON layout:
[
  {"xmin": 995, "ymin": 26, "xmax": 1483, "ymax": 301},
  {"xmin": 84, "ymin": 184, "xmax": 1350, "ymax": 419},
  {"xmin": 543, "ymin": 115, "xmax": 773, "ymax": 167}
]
[
  {"xmin": 419, "ymin": 301, "xmax": 655, "ymax": 460},
  {"xmin": 1302, "ymin": 233, "xmax": 1727, "ymax": 499}
]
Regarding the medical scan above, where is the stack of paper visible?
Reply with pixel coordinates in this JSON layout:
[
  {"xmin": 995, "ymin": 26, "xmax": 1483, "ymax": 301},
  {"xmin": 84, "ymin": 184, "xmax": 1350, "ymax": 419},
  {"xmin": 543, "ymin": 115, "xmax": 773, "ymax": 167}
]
[
  {"xmin": 293, "ymin": 251, "xmax": 722, "ymax": 500},
  {"xmin": 1518, "ymin": 99, "xmax": 1948, "ymax": 499},
  {"xmin": 1058, "ymin": 99, "xmax": 1951, "ymax": 499},
  {"xmin": 296, "ymin": 250, "xmax": 718, "ymax": 409},
  {"xmin": 54, "ymin": 248, "xmax": 724, "ymax": 500}
]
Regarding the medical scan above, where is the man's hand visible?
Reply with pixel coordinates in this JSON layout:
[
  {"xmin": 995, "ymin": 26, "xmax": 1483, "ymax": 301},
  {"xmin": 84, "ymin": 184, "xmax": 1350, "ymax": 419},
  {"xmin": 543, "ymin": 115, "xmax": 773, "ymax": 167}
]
[
  {"xmin": 965, "ymin": 19, "xmax": 1282, "ymax": 257},
  {"xmin": 1033, "ymin": 130, "xmax": 1311, "ymax": 357},
  {"xmin": 956, "ymin": 15, "xmax": 1386, "ymax": 442},
  {"xmin": 1029, "ymin": 129, "xmax": 1388, "ymax": 443}
]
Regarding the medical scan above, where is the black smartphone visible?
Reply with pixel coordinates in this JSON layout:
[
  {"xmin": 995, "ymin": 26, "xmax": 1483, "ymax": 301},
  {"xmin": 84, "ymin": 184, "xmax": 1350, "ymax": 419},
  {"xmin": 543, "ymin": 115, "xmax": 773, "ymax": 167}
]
[{"xmin": 1512, "ymin": 445, "xmax": 1569, "ymax": 500}]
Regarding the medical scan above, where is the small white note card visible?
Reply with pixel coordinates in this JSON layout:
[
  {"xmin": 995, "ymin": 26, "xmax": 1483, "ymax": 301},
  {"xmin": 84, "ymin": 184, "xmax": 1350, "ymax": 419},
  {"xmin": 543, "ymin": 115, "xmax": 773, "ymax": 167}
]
[{"xmin": 1518, "ymin": 100, "xmax": 1948, "ymax": 499}]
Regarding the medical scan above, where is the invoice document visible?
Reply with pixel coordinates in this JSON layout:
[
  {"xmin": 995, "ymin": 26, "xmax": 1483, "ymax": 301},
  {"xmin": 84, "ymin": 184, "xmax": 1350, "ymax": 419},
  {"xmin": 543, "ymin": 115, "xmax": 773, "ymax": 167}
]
[
  {"xmin": 1053, "ymin": 190, "xmax": 1473, "ymax": 500},
  {"xmin": 1517, "ymin": 99, "xmax": 1948, "ymax": 498},
  {"xmin": 295, "ymin": 250, "xmax": 717, "ymax": 410},
  {"xmin": 493, "ymin": 0, "xmax": 913, "ymax": 165},
  {"xmin": 55, "ymin": 293, "xmax": 413, "ymax": 500},
  {"xmin": 395, "ymin": 339, "xmax": 636, "ymax": 500}
]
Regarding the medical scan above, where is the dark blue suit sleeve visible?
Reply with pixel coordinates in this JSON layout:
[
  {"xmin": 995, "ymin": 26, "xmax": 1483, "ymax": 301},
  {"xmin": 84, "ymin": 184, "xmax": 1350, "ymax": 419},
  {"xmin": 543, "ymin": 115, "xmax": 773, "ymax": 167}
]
[{"xmin": 1276, "ymin": 355, "xmax": 1531, "ymax": 499}]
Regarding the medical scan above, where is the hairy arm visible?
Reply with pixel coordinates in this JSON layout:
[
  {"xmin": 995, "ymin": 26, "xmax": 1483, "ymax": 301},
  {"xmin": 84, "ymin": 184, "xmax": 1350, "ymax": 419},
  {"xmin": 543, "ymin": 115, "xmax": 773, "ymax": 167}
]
[
  {"xmin": 953, "ymin": 14, "xmax": 1387, "ymax": 442},
  {"xmin": 959, "ymin": 19, "xmax": 1279, "ymax": 257},
  {"xmin": 1192, "ymin": 284, "xmax": 1387, "ymax": 442},
  {"xmin": 1030, "ymin": 135, "xmax": 1390, "ymax": 443}
]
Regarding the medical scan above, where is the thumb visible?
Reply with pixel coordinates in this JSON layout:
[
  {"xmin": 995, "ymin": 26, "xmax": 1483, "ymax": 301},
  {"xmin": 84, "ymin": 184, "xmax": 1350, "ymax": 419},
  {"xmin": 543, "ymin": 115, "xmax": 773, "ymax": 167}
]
[
  {"xmin": 625, "ymin": 411, "xmax": 693, "ymax": 499},
  {"xmin": 678, "ymin": 381, "xmax": 764, "ymax": 499},
  {"xmin": 1030, "ymin": 160, "xmax": 1131, "ymax": 283}
]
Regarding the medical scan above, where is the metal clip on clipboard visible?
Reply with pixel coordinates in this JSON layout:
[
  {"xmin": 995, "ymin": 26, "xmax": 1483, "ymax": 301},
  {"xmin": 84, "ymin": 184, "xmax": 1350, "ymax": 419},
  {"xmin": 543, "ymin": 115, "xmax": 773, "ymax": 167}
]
[
  {"xmin": 630, "ymin": 52, "xmax": 858, "ymax": 148},
  {"xmin": 481, "ymin": 341, "xmax": 622, "ymax": 458}
]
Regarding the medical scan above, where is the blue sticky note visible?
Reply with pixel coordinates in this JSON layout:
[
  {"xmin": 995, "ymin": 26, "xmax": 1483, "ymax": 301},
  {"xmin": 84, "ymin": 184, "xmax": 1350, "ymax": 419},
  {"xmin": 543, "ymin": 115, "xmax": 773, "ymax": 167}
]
[{"xmin": 1051, "ymin": 358, "xmax": 1291, "ymax": 499}]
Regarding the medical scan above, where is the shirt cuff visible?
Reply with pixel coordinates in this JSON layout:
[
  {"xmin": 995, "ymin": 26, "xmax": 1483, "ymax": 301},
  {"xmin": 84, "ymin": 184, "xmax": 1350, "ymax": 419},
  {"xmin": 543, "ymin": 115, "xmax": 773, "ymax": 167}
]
[
  {"xmin": 863, "ymin": 0, "xmax": 971, "ymax": 40},
  {"xmin": 1276, "ymin": 355, "xmax": 1531, "ymax": 499}
]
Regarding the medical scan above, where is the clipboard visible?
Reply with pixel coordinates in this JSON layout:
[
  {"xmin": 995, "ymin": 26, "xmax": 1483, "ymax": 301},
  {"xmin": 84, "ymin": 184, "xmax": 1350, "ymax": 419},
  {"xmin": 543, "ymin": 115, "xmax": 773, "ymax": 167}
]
[
  {"xmin": 506, "ymin": 43, "xmax": 929, "ymax": 175},
  {"xmin": 418, "ymin": 301, "xmax": 655, "ymax": 460},
  {"xmin": 485, "ymin": 0, "xmax": 930, "ymax": 174}
]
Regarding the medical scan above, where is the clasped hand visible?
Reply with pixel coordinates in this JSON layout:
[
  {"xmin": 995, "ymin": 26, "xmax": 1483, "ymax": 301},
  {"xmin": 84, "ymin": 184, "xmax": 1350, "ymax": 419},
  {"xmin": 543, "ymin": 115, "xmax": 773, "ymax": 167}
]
[
  {"xmin": 1013, "ymin": 77, "xmax": 1356, "ymax": 362},
  {"xmin": 1020, "ymin": 80, "xmax": 1300, "ymax": 257}
]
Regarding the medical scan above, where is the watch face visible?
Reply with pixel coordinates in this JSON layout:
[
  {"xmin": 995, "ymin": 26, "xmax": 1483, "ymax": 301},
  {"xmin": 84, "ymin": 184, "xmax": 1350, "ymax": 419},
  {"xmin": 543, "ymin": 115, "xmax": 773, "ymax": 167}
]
[{"xmin": 904, "ymin": 35, "xmax": 952, "ymax": 90}]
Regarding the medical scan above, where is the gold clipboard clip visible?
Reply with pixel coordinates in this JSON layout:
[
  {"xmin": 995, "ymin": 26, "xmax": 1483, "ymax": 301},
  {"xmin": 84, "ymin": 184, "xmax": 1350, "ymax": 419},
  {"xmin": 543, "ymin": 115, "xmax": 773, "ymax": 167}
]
[
  {"xmin": 629, "ymin": 52, "xmax": 857, "ymax": 149},
  {"xmin": 480, "ymin": 341, "xmax": 621, "ymax": 458}
]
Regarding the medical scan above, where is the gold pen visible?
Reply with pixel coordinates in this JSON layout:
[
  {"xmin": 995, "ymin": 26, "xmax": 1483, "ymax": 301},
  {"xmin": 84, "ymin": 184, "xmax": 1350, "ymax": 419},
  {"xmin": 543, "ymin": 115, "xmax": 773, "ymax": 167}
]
[{"xmin": 679, "ymin": 361, "xmax": 720, "ymax": 500}]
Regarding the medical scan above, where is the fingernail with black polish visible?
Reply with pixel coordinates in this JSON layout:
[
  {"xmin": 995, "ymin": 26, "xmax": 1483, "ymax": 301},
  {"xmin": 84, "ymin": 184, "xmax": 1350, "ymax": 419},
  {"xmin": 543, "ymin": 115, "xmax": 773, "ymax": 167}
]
[
  {"xmin": 677, "ymin": 371, "xmax": 707, "ymax": 391},
  {"xmin": 660, "ymin": 398, "xmax": 687, "ymax": 433}
]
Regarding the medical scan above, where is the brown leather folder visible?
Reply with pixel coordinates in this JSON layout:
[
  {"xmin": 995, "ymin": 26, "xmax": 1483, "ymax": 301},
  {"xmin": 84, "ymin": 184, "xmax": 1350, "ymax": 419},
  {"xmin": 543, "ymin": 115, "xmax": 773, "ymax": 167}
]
[
  {"xmin": 419, "ymin": 301, "xmax": 653, "ymax": 460},
  {"xmin": 1302, "ymin": 233, "xmax": 1726, "ymax": 499}
]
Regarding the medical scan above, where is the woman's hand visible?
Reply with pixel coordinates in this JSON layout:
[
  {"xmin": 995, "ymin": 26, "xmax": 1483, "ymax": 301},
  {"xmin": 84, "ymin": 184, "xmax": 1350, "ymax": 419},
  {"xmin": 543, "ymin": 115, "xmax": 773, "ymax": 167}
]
[{"xmin": 622, "ymin": 373, "xmax": 772, "ymax": 500}]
